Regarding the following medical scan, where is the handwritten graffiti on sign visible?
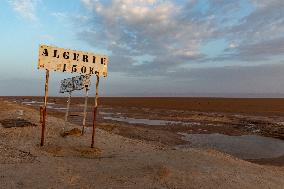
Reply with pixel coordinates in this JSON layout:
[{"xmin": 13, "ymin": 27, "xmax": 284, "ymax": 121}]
[
  {"xmin": 38, "ymin": 45, "xmax": 108, "ymax": 77},
  {"xmin": 60, "ymin": 75, "xmax": 91, "ymax": 93}
]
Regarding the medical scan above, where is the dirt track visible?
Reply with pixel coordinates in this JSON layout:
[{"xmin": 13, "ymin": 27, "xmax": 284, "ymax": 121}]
[{"xmin": 1, "ymin": 99, "xmax": 284, "ymax": 188}]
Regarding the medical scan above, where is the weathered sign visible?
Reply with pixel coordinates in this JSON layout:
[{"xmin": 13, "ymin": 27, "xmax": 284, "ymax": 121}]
[
  {"xmin": 38, "ymin": 44, "xmax": 108, "ymax": 148},
  {"xmin": 38, "ymin": 45, "xmax": 108, "ymax": 77},
  {"xmin": 60, "ymin": 74, "xmax": 91, "ymax": 93}
]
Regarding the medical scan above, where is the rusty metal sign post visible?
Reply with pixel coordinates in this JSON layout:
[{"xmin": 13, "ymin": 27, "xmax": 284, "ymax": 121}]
[
  {"xmin": 40, "ymin": 70, "xmax": 49, "ymax": 146},
  {"xmin": 38, "ymin": 44, "xmax": 108, "ymax": 147},
  {"xmin": 91, "ymin": 75, "xmax": 100, "ymax": 148}
]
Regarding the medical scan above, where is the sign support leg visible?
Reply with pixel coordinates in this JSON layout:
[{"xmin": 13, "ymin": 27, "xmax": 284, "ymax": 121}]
[
  {"xmin": 82, "ymin": 89, "xmax": 89, "ymax": 135},
  {"xmin": 91, "ymin": 75, "xmax": 99, "ymax": 148},
  {"xmin": 65, "ymin": 92, "xmax": 72, "ymax": 123},
  {"xmin": 40, "ymin": 69, "xmax": 49, "ymax": 146}
]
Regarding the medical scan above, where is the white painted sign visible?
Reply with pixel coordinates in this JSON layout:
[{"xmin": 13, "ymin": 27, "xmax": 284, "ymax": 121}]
[
  {"xmin": 60, "ymin": 75, "xmax": 91, "ymax": 93},
  {"xmin": 38, "ymin": 45, "xmax": 108, "ymax": 77}
]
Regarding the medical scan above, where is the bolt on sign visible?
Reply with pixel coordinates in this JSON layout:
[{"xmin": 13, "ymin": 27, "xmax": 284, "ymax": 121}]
[
  {"xmin": 38, "ymin": 45, "xmax": 108, "ymax": 77},
  {"xmin": 60, "ymin": 74, "xmax": 91, "ymax": 93},
  {"xmin": 37, "ymin": 44, "xmax": 109, "ymax": 148}
]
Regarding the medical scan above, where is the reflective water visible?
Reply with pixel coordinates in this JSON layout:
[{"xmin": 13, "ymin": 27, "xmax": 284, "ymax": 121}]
[
  {"xmin": 178, "ymin": 133, "xmax": 284, "ymax": 159},
  {"xmin": 22, "ymin": 101, "xmax": 55, "ymax": 105},
  {"xmin": 99, "ymin": 111, "xmax": 114, "ymax": 115},
  {"xmin": 103, "ymin": 116, "xmax": 198, "ymax": 126},
  {"xmin": 21, "ymin": 101, "xmax": 66, "ymax": 110}
]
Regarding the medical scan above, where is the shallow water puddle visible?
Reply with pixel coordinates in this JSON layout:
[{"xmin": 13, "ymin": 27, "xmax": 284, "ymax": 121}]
[
  {"xmin": 102, "ymin": 116, "xmax": 195, "ymax": 126},
  {"xmin": 178, "ymin": 133, "xmax": 284, "ymax": 159},
  {"xmin": 22, "ymin": 101, "xmax": 55, "ymax": 105},
  {"xmin": 21, "ymin": 100, "xmax": 67, "ymax": 110},
  {"xmin": 99, "ymin": 111, "xmax": 114, "ymax": 115}
]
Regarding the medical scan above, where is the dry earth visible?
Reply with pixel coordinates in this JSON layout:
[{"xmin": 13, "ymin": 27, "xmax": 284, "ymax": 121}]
[{"xmin": 0, "ymin": 99, "xmax": 284, "ymax": 189}]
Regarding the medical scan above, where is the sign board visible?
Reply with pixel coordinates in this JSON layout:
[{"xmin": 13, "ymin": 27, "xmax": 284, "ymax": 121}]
[
  {"xmin": 38, "ymin": 45, "xmax": 108, "ymax": 77},
  {"xmin": 60, "ymin": 74, "xmax": 91, "ymax": 93}
]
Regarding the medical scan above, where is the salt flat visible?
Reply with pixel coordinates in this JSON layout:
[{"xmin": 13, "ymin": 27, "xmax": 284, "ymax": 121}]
[{"xmin": 0, "ymin": 99, "xmax": 284, "ymax": 188}]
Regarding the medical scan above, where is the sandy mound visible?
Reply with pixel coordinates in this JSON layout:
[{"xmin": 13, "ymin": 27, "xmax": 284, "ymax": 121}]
[{"xmin": 60, "ymin": 128, "xmax": 82, "ymax": 137}]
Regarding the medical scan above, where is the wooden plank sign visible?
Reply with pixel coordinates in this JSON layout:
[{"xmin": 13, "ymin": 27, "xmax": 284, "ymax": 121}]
[
  {"xmin": 59, "ymin": 75, "xmax": 91, "ymax": 93},
  {"xmin": 38, "ymin": 45, "xmax": 108, "ymax": 77}
]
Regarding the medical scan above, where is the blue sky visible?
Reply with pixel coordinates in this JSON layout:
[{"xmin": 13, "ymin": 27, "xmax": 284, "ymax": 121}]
[{"xmin": 0, "ymin": 0, "xmax": 284, "ymax": 96}]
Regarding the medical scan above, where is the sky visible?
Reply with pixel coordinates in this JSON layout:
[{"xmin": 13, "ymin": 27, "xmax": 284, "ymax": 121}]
[{"xmin": 0, "ymin": 0, "xmax": 284, "ymax": 97}]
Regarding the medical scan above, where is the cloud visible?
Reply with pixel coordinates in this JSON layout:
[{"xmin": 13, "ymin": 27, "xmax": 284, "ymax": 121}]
[
  {"xmin": 51, "ymin": 12, "xmax": 67, "ymax": 21},
  {"xmin": 223, "ymin": 0, "xmax": 284, "ymax": 61},
  {"xmin": 41, "ymin": 34, "xmax": 55, "ymax": 43},
  {"xmin": 2, "ymin": 63, "xmax": 284, "ymax": 96},
  {"xmin": 166, "ymin": 63, "xmax": 284, "ymax": 95},
  {"xmin": 79, "ymin": 0, "xmax": 216, "ymax": 74},
  {"xmin": 224, "ymin": 38, "xmax": 284, "ymax": 61},
  {"xmin": 8, "ymin": 0, "xmax": 39, "ymax": 21},
  {"xmin": 96, "ymin": 63, "xmax": 284, "ymax": 96},
  {"xmin": 78, "ymin": 0, "xmax": 284, "ymax": 79}
]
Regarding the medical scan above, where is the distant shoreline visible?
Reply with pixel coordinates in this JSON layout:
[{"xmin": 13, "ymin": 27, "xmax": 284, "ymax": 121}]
[
  {"xmin": 2, "ymin": 95, "xmax": 284, "ymax": 98},
  {"xmin": 4, "ymin": 96, "xmax": 284, "ymax": 116}
]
